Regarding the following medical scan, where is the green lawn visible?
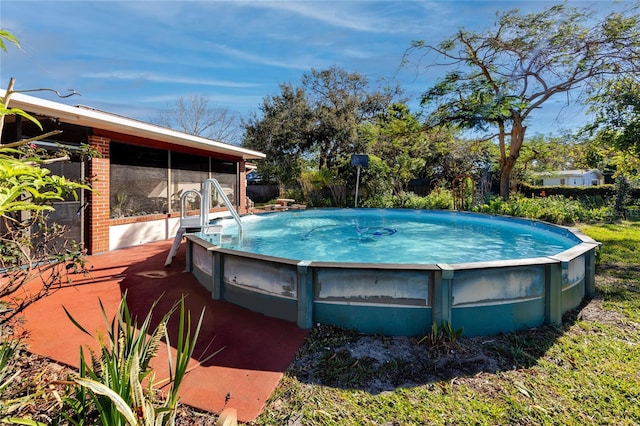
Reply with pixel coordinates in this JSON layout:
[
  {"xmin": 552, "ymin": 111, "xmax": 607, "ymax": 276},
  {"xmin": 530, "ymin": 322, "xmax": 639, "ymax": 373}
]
[{"xmin": 252, "ymin": 221, "xmax": 640, "ymax": 425}]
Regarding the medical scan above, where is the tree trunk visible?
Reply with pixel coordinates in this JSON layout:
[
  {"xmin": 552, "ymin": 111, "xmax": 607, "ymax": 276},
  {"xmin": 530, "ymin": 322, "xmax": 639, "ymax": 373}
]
[
  {"xmin": 498, "ymin": 118, "xmax": 526, "ymax": 200},
  {"xmin": 499, "ymin": 156, "xmax": 516, "ymax": 200}
]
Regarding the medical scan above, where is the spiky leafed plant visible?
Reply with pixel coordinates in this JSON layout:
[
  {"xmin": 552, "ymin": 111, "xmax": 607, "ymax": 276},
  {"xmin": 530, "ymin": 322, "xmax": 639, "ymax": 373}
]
[{"xmin": 62, "ymin": 294, "xmax": 219, "ymax": 426}]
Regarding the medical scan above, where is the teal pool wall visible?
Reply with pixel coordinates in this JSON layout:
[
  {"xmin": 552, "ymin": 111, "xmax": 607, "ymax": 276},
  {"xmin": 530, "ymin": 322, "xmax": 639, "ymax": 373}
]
[{"xmin": 185, "ymin": 225, "xmax": 599, "ymax": 337}]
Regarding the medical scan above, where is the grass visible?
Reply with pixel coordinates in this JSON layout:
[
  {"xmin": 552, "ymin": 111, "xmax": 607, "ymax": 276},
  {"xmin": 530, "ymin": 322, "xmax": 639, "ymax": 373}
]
[{"xmin": 252, "ymin": 221, "xmax": 640, "ymax": 425}]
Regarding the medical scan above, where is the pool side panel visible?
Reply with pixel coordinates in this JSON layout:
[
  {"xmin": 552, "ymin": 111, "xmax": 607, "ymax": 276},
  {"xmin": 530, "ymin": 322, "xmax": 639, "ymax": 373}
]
[
  {"xmin": 223, "ymin": 256, "xmax": 298, "ymax": 299},
  {"xmin": 314, "ymin": 303, "xmax": 432, "ymax": 336},
  {"xmin": 224, "ymin": 284, "xmax": 298, "ymax": 322},
  {"xmin": 314, "ymin": 268, "xmax": 430, "ymax": 306},
  {"xmin": 190, "ymin": 240, "xmax": 214, "ymax": 292},
  {"xmin": 561, "ymin": 256, "xmax": 586, "ymax": 313},
  {"xmin": 452, "ymin": 299, "xmax": 545, "ymax": 336},
  {"xmin": 312, "ymin": 266, "xmax": 433, "ymax": 336},
  {"xmin": 222, "ymin": 255, "xmax": 299, "ymax": 322},
  {"xmin": 449, "ymin": 265, "xmax": 546, "ymax": 336}
]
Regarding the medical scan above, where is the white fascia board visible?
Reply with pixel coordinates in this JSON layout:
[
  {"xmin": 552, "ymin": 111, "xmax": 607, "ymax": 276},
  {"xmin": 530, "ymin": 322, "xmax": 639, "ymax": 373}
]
[{"xmin": 2, "ymin": 91, "xmax": 266, "ymax": 160}]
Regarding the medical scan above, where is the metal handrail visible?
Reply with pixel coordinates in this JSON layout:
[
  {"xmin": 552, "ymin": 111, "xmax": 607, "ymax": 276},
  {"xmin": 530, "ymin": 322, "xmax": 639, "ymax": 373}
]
[
  {"xmin": 180, "ymin": 189, "xmax": 201, "ymax": 223},
  {"xmin": 201, "ymin": 178, "xmax": 243, "ymax": 238}
]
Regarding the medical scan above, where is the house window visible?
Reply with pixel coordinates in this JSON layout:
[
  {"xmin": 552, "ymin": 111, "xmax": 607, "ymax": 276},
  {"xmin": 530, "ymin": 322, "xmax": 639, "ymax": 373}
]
[
  {"xmin": 110, "ymin": 143, "xmax": 168, "ymax": 218},
  {"xmin": 110, "ymin": 142, "xmax": 239, "ymax": 218},
  {"xmin": 210, "ymin": 159, "xmax": 237, "ymax": 206},
  {"xmin": 170, "ymin": 152, "xmax": 209, "ymax": 212},
  {"xmin": 591, "ymin": 179, "xmax": 599, "ymax": 186},
  {"xmin": 560, "ymin": 178, "xmax": 565, "ymax": 185}
]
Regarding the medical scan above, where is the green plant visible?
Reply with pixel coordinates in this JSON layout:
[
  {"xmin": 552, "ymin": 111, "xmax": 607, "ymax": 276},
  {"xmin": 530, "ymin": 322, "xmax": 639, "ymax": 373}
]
[
  {"xmin": 613, "ymin": 176, "xmax": 632, "ymax": 219},
  {"xmin": 0, "ymin": 339, "xmax": 20, "ymax": 393},
  {"xmin": 111, "ymin": 191, "xmax": 128, "ymax": 218},
  {"xmin": 474, "ymin": 193, "xmax": 614, "ymax": 225},
  {"xmin": 0, "ymin": 338, "xmax": 51, "ymax": 424},
  {"xmin": 417, "ymin": 322, "xmax": 464, "ymax": 349},
  {"xmin": 1, "ymin": 74, "xmax": 92, "ymax": 328},
  {"xmin": 362, "ymin": 189, "xmax": 455, "ymax": 210},
  {"xmin": 440, "ymin": 321, "xmax": 464, "ymax": 343},
  {"xmin": 61, "ymin": 295, "xmax": 219, "ymax": 426}
]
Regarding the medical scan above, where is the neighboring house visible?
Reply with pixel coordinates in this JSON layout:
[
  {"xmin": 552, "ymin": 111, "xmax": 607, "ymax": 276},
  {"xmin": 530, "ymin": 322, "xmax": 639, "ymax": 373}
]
[
  {"xmin": 533, "ymin": 169, "xmax": 605, "ymax": 187},
  {"xmin": 1, "ymin": 91, "xmax": 265, "ymax": 254}
]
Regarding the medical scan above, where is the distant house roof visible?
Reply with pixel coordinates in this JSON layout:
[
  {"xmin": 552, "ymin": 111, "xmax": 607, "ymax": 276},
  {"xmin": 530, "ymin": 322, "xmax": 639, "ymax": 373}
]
[
  {"xmin": 534, "ymin": 169, "xmax": 603, "ymax": 178},
  {"xmin": 1, "ymin": 91, "xmax": 265, "ymax": 161}
]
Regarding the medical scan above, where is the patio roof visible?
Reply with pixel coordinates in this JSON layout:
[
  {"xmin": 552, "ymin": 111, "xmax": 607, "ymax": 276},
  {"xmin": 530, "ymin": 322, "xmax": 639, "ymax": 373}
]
[{"xmin": 1, "ymin": 90, "xmax": 266, "ymax": 161}]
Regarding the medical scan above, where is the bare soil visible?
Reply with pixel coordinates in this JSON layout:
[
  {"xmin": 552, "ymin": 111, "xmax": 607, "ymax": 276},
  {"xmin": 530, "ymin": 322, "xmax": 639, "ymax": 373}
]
[{"xmin": 1, "ymin": 290, "xmax": 626, "ymax": 425}]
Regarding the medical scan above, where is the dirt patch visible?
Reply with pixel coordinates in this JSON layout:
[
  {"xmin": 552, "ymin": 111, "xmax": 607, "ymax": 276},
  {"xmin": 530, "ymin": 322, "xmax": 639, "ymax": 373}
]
[{"xmin": 2, "ymin": 290, "xmax": 631, "ymax": 424}]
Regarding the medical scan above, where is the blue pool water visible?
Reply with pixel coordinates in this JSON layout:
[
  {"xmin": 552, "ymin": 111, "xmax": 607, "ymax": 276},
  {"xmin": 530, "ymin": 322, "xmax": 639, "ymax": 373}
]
[{"xmin": 199, "ymin": 209, "xmax": 580, "ymax": 265}]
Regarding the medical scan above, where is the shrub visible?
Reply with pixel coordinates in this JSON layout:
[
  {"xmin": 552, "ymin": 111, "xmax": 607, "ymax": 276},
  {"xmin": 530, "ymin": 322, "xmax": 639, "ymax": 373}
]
[
  {"xmin": 362, "ymin": 189, "xmax": 455, "ymax": 210},
  {"xmin": 474, "ymin": 193, "xmax": 614, "ymax": 225}
]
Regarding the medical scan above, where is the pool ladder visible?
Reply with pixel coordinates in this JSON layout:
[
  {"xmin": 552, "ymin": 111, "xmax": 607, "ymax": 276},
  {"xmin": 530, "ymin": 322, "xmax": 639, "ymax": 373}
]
[{"xmin": 164, "ymin": 178, "xmax": 243, "ymax": 266}]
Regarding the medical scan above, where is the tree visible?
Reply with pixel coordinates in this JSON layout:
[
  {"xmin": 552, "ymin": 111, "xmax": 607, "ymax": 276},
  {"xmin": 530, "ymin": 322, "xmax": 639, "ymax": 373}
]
[
  {"xmin": 155, "ymin": 94, "xmax": 243, "ymax": 145},
  {"xmin": 517, "ymin": 133, "xmax": 590, "ymax": 173},
  {"xmin": 243, "ymin": 66, "xmax": 398, "ymax": 187},
  {"xmin": 302, "ymin": 66, "xmax": 397, "ymax": 170},
  {"xmin": 406, "ymin": 3, "xmax": 640, "ymax": 199},
  {"xmin": 581, "ymin": 75, "xmax": 640, "ymax": 179},
  {"xmin": 362, "ymin": 103, "xmax": 428, "ymax": 195},
  {"xmin": 243, "ymin": 83, "xmax": 314, "ymax": 185}
]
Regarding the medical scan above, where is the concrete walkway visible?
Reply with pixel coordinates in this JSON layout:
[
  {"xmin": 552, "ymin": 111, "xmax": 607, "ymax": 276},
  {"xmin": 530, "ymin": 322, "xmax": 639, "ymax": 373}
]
[{"xmin": 20, "ymin": 240, "xmax": 308, "ymax": 423}]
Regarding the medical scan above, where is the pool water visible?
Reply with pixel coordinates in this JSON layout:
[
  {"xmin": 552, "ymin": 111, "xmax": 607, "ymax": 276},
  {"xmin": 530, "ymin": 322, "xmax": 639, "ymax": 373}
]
[{"xmin": 199, "ymin": 209, "xmax": 580, "ymax": 264}]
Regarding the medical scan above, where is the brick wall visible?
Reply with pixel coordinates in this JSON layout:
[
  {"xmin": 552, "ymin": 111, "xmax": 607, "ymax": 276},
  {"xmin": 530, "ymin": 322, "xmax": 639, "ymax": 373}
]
[
  {"xmin": 87, "ymin": 135, "xmax": 111, "ymax": 254},
  {"xmin": 239, "ymin": 161, "xmax": 248, "ymax": 213}
]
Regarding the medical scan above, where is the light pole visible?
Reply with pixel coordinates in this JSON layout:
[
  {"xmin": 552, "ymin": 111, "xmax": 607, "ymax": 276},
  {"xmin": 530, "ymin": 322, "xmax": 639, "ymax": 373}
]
[{"xmin": 351, "ymin": 154, "xmax": 369, "ymax": 208}]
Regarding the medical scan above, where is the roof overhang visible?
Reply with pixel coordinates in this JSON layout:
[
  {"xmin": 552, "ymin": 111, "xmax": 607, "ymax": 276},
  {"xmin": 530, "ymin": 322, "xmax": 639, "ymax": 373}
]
[{"xmin": 1, "ymin": 91, "xmax": 266, "ymax": 161}]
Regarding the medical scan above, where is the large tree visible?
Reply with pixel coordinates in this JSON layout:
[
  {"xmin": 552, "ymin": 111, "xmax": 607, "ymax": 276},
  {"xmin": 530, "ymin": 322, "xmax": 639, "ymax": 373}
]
[
  {"xmin": 406, "ymin": 3, "xmax": 640, "ymax": 199},
  {"xmin": 584, "ymin": 75, "xmax": 640, "ymax": 166},
  {"xmin": 243, "ymin": 84, "xmax": 314, "ymax": 185},
  {"xmin": 155, "ymin": 94, "xmax": 243, "ymax": 145},
  {"xmin": 302, "ymin": 66, "xmax": 397, "ymax": 170},
  {"xmin": 243, "ymin": 66, "xmax": 397, "ymax": 185},
  {"xmin": 362, "ymin": 103, "xmax": 428, "ymax": 195}
]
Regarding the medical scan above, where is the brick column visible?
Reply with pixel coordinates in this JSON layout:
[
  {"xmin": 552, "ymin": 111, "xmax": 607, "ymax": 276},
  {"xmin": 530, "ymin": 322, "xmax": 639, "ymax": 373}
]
[
  {"xmin": 87, "ymin": 135, "xmax": 111, "ymax": 254},
  {"xmin": 239, "ymin": 161, "xmax": 248, "ymax": 214}
]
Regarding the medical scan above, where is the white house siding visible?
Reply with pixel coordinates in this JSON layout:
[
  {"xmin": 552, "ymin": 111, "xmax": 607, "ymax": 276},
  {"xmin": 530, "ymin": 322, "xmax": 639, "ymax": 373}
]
[{"xmin": 535, "ymin": 170, "xmax": 604, "ymax": 187}]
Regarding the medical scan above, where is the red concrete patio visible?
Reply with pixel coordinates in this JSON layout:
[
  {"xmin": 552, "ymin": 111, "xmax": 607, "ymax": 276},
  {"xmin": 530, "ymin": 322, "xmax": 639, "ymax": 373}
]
[{"xmin": 19, "ymin": 240, "xmax": 309, "ymax": 423}]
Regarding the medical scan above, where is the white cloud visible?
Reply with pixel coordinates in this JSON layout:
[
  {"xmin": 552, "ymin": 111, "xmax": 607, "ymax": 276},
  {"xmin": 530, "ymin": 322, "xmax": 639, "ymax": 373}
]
[
  {"xmin": 82, "ymin": 71, "xmax": 259, "ymax": 88},
  {"xmin": 203, "ymin": 42, "xmax": 323, "ymax": 71}
]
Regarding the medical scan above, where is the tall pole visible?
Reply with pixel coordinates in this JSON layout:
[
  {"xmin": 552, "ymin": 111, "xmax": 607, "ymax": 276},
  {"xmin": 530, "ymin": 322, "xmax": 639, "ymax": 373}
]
[{"xmin": 354, "ymin": 165, "xmax": 361, "ymax": 208}]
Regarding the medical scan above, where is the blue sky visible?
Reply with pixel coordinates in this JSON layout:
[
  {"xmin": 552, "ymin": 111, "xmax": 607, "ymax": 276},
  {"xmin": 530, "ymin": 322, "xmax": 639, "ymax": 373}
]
[{"xmin": 0, "ymin": 1, "xmax": 630, "ymax": 138}]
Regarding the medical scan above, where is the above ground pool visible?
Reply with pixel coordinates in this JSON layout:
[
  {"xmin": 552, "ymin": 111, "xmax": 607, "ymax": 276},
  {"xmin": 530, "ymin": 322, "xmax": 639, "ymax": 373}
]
[
  {"xmin": 184, "ymin": 208, "xmax": 600, "ymax": 337},
  {"xmin": 198, "ymin": 209, "xmax": 581, "ymax": 264}
]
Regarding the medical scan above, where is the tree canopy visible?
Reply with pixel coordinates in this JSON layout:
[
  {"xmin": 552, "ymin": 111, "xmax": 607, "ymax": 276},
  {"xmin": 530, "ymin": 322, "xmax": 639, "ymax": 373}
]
[
  {"xmin": 243, "ymin": 66, "xmax": 398, "ymax": 186},
  {"xmin": 406, "ymin": 3, "xmax": 640, "ymax": 199},
  {"xmin": 585, "ymin": 75, "xmax": 640, "ymax": 158}
]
